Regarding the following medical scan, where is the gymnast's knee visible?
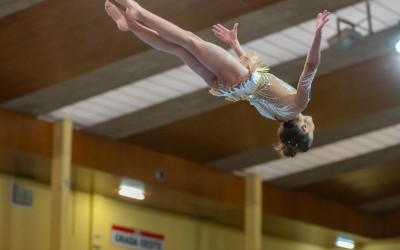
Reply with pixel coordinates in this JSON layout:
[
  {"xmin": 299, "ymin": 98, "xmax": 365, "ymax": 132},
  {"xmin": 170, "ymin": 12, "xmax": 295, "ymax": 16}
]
[{"xmin": 183, "ymin": 31, "xmax": 202, "ymax": 49}]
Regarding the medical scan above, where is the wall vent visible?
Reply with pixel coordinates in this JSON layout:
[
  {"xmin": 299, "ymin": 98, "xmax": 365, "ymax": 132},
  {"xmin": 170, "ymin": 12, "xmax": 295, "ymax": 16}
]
[{"xmin": 11, "ymin": 184, "xmax": 33, "ymax": 207}]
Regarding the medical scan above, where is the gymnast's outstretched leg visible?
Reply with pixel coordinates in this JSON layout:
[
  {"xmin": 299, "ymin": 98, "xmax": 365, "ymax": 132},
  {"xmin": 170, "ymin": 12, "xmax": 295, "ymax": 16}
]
[
  {"xmin": 105, "ymin": 1, "xmax": 218, "ymax": 87},
  {"xmin": 114, "ymin": 0, "xmax": 248, "ymax": 85}
]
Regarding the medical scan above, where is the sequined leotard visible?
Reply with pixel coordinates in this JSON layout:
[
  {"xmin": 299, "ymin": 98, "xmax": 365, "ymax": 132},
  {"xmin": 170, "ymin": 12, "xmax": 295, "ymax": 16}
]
[{"xmin": 209, "ymin": 55, "xmax": 317, "ymax": 121}]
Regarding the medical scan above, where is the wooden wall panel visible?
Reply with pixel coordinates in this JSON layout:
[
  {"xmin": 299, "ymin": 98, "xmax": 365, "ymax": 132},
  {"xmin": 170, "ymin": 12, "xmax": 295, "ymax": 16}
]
[
  {"xmin": 298, "ymin": 158, "xmax": 400, "ymax": 206},
  {"xmin": 72, "ymin": 130, "xmax": 245, "ymax": 206},
  {"xmin": 262, "ymin": 183, "xmax": 382, "ymax": 238},
  {"xmin": 381, "ymin": 210, "xmax": 400, "ymax": 238},
  {"xmin": 0, "ymin": 109, "xmax": 52, "ymax": 157}
]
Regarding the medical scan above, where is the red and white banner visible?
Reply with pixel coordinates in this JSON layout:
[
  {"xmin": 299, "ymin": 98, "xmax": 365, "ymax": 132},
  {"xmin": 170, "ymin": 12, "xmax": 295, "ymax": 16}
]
[{"xmin": 111, "ymin": 225, "xmax": 164, "ymax": 250}]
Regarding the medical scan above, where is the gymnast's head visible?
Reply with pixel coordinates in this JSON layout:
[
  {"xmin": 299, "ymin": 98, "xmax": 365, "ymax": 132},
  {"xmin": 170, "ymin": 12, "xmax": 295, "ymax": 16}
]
[{"xmin": 275, "ymin": 114, "xmax": 315, "ymax": 157}]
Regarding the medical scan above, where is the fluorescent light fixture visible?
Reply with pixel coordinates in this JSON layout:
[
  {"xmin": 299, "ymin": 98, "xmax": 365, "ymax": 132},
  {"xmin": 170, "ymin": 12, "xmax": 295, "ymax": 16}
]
[
  {"xmin": 118, "ymin": 185, "xmax": 145, "ymax": 200},
  {"xmin": 396, "ymin": 40, "xmax": 400, "ymax": 54},
  {"xmin": 335, "ymin": 235, "xmax": 355, "ymax": 249},
  {"xmin": 118, "ymin": 179, "xmax": 145, "ymax": 200}
]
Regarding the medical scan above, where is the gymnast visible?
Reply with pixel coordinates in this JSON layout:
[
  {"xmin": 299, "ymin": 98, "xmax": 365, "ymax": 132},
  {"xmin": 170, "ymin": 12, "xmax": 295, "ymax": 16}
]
[{"xmin": 105, "ymin": 0, "xmax": 330, "ymax": 157}]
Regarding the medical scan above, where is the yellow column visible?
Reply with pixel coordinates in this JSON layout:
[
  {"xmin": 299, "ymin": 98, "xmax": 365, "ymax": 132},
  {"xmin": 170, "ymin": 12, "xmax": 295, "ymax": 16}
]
[
  {"xmin": 50, "ymin": 119, "xmax": 73, "ymax": 250},
  {"xmin": 245, "ymin": 172, "xmax": 262, "ymax": 250}
]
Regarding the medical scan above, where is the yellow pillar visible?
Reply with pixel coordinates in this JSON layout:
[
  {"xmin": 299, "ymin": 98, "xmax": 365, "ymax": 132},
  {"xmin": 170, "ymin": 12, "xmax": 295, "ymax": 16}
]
[
  {"xmin": 245, "ymin": 172, "xmax": 262, "ymax": 250},
  {"xmin": 50, "ymin": 119, "xmax": 73, "ymax": 250}
]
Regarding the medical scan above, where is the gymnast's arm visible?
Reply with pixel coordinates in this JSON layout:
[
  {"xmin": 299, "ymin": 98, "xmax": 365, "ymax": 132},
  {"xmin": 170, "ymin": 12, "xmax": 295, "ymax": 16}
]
[
  {"xmin": 212, "ymin": 23, "xmax": 246, "ymax": 57},
  {"xmin": 295, "ymin": 10, "xmax": 330, "ymax": 109}
]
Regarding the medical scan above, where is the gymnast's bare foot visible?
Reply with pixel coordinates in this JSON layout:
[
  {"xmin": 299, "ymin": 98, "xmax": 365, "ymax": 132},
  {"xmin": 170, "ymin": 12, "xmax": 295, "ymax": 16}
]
[
  {"xmin": 115, "ymin": 0, "xmax": 143, "ymax": 20},
  {"xmin": 105, "ymin": 0, "xmax": 129, "ymax": 31}
]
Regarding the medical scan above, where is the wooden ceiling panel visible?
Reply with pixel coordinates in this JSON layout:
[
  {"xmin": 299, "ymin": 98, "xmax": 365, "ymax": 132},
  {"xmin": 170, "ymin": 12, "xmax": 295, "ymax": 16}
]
[
  {"xmin": 308, "ymin": 53, "xmax": 400, "ymax": 128},
  {"xmin": 297, "ymin": 158, "xmax": 400, "ymax": 208},
  {"xmin": 123, "ymin": 102, "xmax": 276, "ymax": 162},
  {"xmin": 0, "ymin": 1, "xmax": 142, "ymax": 100},
  {"xmin": 0, "ymin": 0, "xmax": 282, "ymax": 102}
]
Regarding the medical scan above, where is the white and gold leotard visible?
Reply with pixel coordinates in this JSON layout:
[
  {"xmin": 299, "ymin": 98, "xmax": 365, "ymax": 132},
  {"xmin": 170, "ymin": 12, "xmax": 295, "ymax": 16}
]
[{"xmin": 209, "ymin": 54, "xmax": 317, "ymax": 121}]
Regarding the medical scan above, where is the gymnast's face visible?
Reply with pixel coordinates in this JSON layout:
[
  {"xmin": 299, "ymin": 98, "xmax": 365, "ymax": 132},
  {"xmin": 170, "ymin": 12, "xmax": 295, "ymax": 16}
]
[{"xmin": 297, "ymin": 114, "xmax": 315, "ymax": 141}]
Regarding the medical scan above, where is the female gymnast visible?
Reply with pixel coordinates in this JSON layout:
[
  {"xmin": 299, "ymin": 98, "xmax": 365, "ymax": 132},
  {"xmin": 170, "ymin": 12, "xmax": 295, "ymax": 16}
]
[{"xmin": 105, "ymin": 0, "xmax": 330, "ymax": 157}]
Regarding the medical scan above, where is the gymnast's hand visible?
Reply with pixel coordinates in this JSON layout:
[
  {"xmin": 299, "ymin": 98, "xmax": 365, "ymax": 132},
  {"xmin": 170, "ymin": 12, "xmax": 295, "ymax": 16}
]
[
  {"xmin": 316, "ymin": 10, "xmax": 330, "ymax": 35},
  {"xmin": 212, "ymin": 23, "xmax": 239, "ymax": 46}
]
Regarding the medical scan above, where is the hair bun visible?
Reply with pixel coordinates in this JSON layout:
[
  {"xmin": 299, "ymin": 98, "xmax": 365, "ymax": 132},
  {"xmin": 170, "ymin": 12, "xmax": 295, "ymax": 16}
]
[
  {"xmin": 274, "ymin": 142, "xmax": 298, "ymax": 158},
  {"xmin": 282, "ymin": 144, "xmax": 298, "ymax": 157}
]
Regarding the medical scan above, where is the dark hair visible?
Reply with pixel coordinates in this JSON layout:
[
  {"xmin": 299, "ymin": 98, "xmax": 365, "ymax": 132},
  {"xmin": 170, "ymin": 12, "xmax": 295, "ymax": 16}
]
[{"xmin": 275, "ymin": 120, "xmax": 312, "ymax": 157}]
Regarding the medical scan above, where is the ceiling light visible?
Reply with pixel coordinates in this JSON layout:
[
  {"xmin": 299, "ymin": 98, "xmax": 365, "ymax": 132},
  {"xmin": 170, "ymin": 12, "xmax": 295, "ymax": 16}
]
[
  {"xmin": 118, "ymin": 179, "xmax": 145, "ymax": 200},
  {"xmin": 396, "ymin": 40, "xmax": 400, "ymax": 54},
  {"xmin": 335, "ymin": 235, "xmax": 355, "ymax": 249}
]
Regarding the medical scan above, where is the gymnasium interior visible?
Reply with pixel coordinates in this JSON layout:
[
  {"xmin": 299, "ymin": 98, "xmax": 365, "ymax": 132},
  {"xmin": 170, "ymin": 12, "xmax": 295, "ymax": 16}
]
[{"xmin": 1, "ymin": 0, "xmax": 400, "ymax": 249}]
